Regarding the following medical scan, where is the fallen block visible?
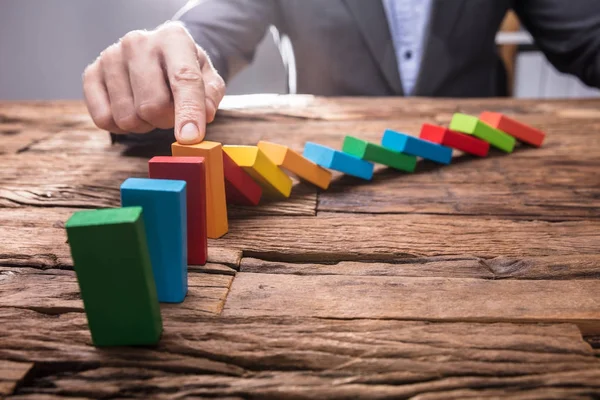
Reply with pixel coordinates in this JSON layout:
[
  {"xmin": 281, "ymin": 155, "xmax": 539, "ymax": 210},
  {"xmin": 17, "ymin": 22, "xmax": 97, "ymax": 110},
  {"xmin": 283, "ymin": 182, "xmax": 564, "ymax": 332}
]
[
  {"xmin": 419, "ymin": 124, "xmax": 490, "ymax": 157},
  {"xmin": 480, "ymin": 111, "xmax": 545, "ymax": 147},
  {"xmin": 121, "ymin": 178, "xmax": 187, "ymax": 303},
  {"xmin": 223, "ymin": 145, "xmax": 293, "ymax": 198},
  {"xmin": 65, "ymin": 207, "xmax": 162, "ymax": 347},
  {"xmin": 148, "ymin": 156, "xmax": 207, "ymax": 266},
  {"xmin": 172, "ymin": 141, "xmax": 228, "ymax": 239},
  {"xmin": 258, "ymin": 141, "xmax": 333, "ymax": 190},
  {"xmin": 342, "ymin": 135, "xmax": 417, "ymax": 172},
  {"xmin": 222, "ymin": 151, "xmax": 262, "ymax": 206},
  {"xmin": 303, "ymin": 142, "xmax": 374, "ymax": 180},
  {"xmin": 381, "ymin": 130, "xmax": 453, "ymax": 164},
  {"xmin": 449, "ymin": 113, "xmax": 516, "ymax": 153}
]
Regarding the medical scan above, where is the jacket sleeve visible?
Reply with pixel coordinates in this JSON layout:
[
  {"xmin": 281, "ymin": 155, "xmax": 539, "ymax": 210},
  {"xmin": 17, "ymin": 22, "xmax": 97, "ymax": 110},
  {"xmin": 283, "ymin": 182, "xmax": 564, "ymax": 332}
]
[
  {"xmin": 176, "ymin": 0, "xmax": 279, "ymax": 82},
  {"xmin": 514, "ymin": 0, "xmax": 600, "ymax": 88}
]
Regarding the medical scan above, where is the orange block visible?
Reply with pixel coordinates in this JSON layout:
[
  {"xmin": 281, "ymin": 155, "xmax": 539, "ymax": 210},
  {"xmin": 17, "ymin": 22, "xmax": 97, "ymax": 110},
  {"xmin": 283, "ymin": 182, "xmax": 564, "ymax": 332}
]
[
  {"xmin": 172, "ymin": 141, "xmax": 228, "ymax": 239},
  {"xmin": 257, "ymin": 141, "xmax": 332, "ymax": 190},
  {"xmin": 480, "ymin": 111, "xmax": 545, "ymax": 147}
]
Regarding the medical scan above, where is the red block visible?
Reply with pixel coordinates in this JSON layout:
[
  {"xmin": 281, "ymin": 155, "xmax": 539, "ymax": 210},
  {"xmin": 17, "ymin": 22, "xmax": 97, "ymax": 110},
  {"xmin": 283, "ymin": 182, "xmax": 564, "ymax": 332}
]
[
  {"xmin": 419, "ymin": 123, "xmax": 489, "ymax": 157},
  {"xmin": 148, "ymin": 156, "xmax": 207, "ymax": 266},
  {"xmin": 222, "ymin": 151, "xmax": 262, "ymax": 206},
  {"xmin": 480, "ymin": 111, "xmax": 545, "ymax": 147}
]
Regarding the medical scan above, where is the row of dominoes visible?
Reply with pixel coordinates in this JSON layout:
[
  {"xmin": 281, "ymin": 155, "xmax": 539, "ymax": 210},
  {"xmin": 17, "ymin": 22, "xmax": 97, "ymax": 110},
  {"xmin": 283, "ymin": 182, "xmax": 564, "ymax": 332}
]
[{"xmin": 65, "ymin": 111, "xmax": 545, "ymax": 347}]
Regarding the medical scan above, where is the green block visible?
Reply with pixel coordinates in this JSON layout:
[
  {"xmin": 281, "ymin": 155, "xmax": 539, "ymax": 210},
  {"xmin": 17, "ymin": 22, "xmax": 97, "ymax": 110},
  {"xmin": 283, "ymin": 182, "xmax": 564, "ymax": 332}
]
[
  {"xmin": 342, "ymin": 135, "xmax": 417, "ymax": 172},
  {"xmin": 65, "ymin": 207, "xmax": 162, "ymax": 347},
  {"xmin": 449, "ymin": 113, "xmax": 516, "ymax": 153}
]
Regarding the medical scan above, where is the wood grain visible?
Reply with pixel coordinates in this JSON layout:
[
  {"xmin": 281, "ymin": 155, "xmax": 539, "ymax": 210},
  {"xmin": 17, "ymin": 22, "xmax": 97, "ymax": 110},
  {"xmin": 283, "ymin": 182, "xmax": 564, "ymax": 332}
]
[
  {"xmin": 240, "ymin": 254, "xmax": 600, "ymax": 280},
  {"xmin": 2, "ymin": 308, "xmax": 599, "ymax": 398},
  {"xmin": 221, "ymin": 213, "xmax": 600, "ymax": 261},
  {"xmin": 224, "ymin": 272, "xmax": 600, "ymax": 334}
]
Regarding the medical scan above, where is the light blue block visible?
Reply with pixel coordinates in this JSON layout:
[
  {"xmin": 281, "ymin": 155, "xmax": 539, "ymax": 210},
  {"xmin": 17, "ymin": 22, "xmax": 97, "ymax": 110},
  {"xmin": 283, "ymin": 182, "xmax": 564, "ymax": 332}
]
[
  {"xmin": 120, "ymin": 178, "xmax": 187, "ymax": 303},
  {"xmin": 382, "ymin": 130, "xmax": 453, "ymax": 164},
  {"xmin": 303, "ymin": 142, "xmax": 374, "ymax": 180}
]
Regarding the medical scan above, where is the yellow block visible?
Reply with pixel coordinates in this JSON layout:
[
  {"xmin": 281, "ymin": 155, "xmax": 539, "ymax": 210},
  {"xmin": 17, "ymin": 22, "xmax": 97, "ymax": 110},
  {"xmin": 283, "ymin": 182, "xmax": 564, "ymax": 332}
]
[
  {"xmin": 257, "ymin": 141, "xmax": 332, "ymax": 190},
  {"xmin": 222, "ymin": 146, "xmax": 292, "ymax": 198},
  {"xmin": 171, "ymin": 141, "xmax": 228, "ymax": 239}
]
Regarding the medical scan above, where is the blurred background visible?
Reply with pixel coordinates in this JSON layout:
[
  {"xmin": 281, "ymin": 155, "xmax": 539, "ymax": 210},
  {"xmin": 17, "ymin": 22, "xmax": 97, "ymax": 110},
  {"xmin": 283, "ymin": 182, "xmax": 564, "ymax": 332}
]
[{"xmin": 1, "ymin": 0, "xmax": 599, "ymax": 100}]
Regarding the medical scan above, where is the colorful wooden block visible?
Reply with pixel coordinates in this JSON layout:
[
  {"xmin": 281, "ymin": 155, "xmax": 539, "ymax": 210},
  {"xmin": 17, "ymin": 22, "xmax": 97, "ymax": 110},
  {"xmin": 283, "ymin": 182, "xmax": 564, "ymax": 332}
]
[
  {"xmin": 148, "ymin": 156, "xmax": 207, "ymax": 265},
  {"xmin": 65, "ymin": 207, "xmax": 162, "ymax": 347},
  {"xmin": 257, "ymin": 141, "xmax": 333, "ymax": 190},
  {"xmin": 222, "ymin": 151, "xmax": 262, "ymax": 206},
  {"xmin": 121, "ymin": 178, "xmax": 187, "ymax": 303},
  {"xmin": 222, "ymin": 146, "xmax": 292, "ymax": 198},
  {"xmin": 342, "ymin": 135, "xmax": 417, "ymax": 172},
  {"xmin": 302, "ymin": 142, "xmax": 374, "ymax": 180},
  {"xmin": 479, "ymin": 111, "xmax": 545, "ymax": 147},
  {"xmin": 419, "ymin": 124, "xmax": 490, "ymax": 157},
  {"xmin": 381, "ymin": 130, "xmax": 453, "ymax": 164},
  {"xmin": 449, "ymin": 113, "xmax": 516, "ymax": 153},
  {"xmin": 171, "ymin": 141, "xmax": 228, "ymax": 239}
]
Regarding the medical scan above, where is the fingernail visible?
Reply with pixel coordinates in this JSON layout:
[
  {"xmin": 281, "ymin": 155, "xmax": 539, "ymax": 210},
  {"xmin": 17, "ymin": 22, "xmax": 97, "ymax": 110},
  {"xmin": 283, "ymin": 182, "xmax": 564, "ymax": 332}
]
[{"xmin": 179, "ymin": 122, "xmax": 199, "ymax": 142}]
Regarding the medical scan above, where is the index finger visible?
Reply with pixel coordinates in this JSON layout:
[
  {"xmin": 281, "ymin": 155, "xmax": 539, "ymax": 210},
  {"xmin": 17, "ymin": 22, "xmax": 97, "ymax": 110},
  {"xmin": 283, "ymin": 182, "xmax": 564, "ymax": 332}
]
[{"xmin": 160, "ymin": 24, "xmax": 206, "ymax": 144}]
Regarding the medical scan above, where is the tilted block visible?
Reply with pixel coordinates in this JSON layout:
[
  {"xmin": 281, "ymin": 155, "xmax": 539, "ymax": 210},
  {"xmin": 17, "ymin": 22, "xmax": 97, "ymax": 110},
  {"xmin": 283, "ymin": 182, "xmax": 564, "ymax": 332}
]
[
  {"xmin": 419, "ymin": 123, "xmax": 489, "ymax": 157},
  {"xmin": 172, "ymin": 141, "xmax": 228, "ymax": 239},
  {"xmin": 223, "ymin": 145, "xmax": 292, "ymax": 198},
  {"xmin": 121, "ymin": 178, "xmax": 187, "ymax": 303},
  {"xmin": 449, "ymin": 113, "xmax": 516, "ymax": 153},
  {"xmin": 480, "ymin": 111, "xmax": 545, "ymax": 147},
  {"xmin": 381, "ymin": 130, "xmax": 453, "ymax": 164},
  {"xmin": 222, "ymin": 151, "xmax": 262, "ymax": 206},
  {"xmin": 303, "ymin": 142, "xmax": 374, "ymax": 180},
  {"xmin": 148, "ymin": 156, "xmax": 207, "ymax": 265},
  {"xmin": 65, "ymin": 207, "xmax": 162, "ymax": 347},
  {"xmin": 258, "ymin": 141, "xmax": 333, "ymax": 190},
  {"xmin": 342, "ymin": 135, "xmax": 417, "ymax": 172}
]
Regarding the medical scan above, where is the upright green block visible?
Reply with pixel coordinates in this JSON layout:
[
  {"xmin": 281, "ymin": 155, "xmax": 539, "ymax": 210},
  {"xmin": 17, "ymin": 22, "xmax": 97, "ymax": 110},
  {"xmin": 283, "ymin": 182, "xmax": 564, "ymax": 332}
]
[
  {"xmin": 65, "ymin": 207, "xmax": 162, "ymax": 347},
  {"xmin": 342, "ymin": 135, "xmax": 417, "ymax": 172},
  {"xmin": 449, "ymin": 113, "xmax": 516, "ymax": 153}
]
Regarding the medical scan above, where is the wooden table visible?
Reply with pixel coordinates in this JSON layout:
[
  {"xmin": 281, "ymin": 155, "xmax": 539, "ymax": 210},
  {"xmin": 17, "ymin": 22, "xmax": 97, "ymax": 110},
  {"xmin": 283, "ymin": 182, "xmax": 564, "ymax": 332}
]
[{"xmin": 1, "ymin": 96, "xmax": 600, "ymax": 398}]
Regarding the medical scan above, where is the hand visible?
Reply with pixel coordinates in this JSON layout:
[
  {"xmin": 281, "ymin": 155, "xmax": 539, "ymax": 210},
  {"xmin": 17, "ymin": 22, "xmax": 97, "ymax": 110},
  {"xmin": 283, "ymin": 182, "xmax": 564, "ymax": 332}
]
[{"xmin": 83, "ymin": 21, "xmax": 225, "ymax": 144}]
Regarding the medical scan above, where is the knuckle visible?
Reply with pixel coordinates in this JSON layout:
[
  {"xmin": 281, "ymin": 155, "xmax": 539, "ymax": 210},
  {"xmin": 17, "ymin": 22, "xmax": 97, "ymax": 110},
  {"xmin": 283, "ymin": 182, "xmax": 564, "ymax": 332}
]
[
  {"xmin": 161, "ymin": 21, "xmax": 187, "ymax": 36},
  {"xmin": 136, "ymin": 98, "xmax": 170, "ymax": 121},
  {"xmin": 171, "ymin": 66, "xmax": 203, "ymax": 87},
  {"xmin": 99, "ymin": 43, "xmax": 122, "ymax": 66},
  {"xmin": 121, "ymin": 30, "xmax": 148, "ymax": 52}
]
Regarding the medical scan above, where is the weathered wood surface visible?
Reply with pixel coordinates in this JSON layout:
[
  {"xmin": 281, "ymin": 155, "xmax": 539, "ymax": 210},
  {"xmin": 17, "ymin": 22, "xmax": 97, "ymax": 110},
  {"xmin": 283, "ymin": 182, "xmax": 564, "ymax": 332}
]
[{"xmin": 1, "ymin": 97, "xmax": 600, "ymax": 397}]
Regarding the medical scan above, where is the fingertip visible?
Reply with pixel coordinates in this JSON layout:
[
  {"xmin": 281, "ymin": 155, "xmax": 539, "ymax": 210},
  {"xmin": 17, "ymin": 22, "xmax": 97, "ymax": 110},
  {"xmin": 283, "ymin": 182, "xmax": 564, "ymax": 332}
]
[{"xmin": 175, "ymin": 121, "xmax": 204, "ymax": 145}]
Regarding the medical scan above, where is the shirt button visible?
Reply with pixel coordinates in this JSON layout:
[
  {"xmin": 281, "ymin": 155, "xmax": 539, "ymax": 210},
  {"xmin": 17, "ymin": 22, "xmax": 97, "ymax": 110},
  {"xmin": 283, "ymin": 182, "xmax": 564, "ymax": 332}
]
[{"xmin": 404, "ymin": 50, "xmax": 413, "ymax": 60}]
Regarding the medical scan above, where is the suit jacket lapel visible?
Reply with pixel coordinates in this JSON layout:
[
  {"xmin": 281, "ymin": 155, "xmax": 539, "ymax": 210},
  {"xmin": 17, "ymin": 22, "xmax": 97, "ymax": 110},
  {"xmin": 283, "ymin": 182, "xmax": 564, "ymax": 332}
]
[
  {"xmin": 342, "ymin": 0, "xmax": 404, "ymax": 95},
  {"xmin": 413, "ymin": 0, "xmax": 466, "ymax": 95}
]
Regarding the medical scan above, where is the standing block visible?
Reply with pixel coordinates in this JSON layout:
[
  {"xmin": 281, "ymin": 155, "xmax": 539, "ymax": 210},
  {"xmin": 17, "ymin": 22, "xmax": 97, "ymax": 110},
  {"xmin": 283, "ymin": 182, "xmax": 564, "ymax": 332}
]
[
  {"xmin": 148, "ymin": 156, "xmax": 207, "ymax": 265},
  {"xmin": 449, "ymin": 113, "xmax": 516, "ymax": 153},
  {"xmin": 121, "ymin": 178, "xmax": 187, "ymax": 303},
  {"xmin": 480, "ymin": 111, "xmax": 546, "ymax": 147},
  {"xmin": 302, "ymin": 142, "xmax": 374, "ymax": 180},
  {"xmin": 257, "ymin": 141, "xmax": 333, "ymax": 190},
  {"xmin": 342, "ymin": 136, "xmax": 417, "ymax": 172},
  {"xmin": 419, "ymin": 124, "xmax": 490, "ymax": 157},
  {"xmin": 222, "ymin": 145, "xmax": 292, "ymax": 198},
  {"xmin": 381, "ymin": 130, "xmax": 453, "ymax": 164},
  {"xmin": 172, "ymin": 141, "xmax": 228, "ymax": 239},
  {"xmin": 65, "ymin": 207, "xmax": 162, "ymax": 347},
  {"xmin": 222, "ymin": 151, "xmax": 262, "ymax": 205}
]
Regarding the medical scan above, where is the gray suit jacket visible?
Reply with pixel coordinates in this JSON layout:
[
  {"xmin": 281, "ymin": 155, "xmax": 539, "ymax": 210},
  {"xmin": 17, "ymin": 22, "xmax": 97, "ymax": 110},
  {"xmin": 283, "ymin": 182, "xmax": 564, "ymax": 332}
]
[{"xmin": 178, "ymin": 0, "xmax": 600, "ymax": 97}]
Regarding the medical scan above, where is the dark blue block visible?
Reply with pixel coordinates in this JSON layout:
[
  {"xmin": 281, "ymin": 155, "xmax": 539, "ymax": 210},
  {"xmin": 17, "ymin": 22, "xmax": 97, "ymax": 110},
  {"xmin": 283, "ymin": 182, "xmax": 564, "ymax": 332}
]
[
  {"xmin": 382, "ymin": 130, "xmax": 453, "ymax": 164},
  {"xmin": 303, "ymin": 142, "xmax": 374, "ymax": 180},
  {"xmin": 121, "ymin": 178, "xmax": 188, "ymax": 303}
]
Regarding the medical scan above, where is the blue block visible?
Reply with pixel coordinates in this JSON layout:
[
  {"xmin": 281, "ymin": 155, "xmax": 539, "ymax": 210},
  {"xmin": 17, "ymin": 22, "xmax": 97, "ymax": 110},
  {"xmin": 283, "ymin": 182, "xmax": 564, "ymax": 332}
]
[
  {"xmin": 303, "ymin": 142, "xmax": 374, "ymax": 180},
  {"xmin": 382, "ymin": 130, "xmax": 453, "ymax": 164},
  {"xmin": 120, "ymin": 178, "xmax": 188, "ymax": 303}
]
